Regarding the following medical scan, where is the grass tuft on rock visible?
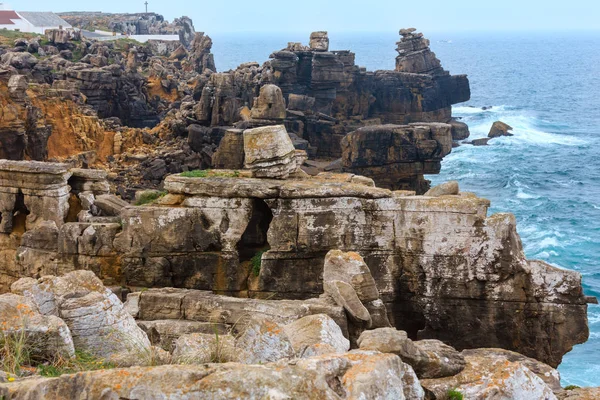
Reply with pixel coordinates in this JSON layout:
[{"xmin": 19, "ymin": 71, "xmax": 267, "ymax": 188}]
[
  {"xmin": 251, "ymin": 251, "xmax": 265, "ymax": 277},
  {"xmin": 135, "ymin": 191, "xmax": 167, "ymax": 206},
  {"xmin": 38, "ymin": 351, "xmax": 114, "ymax": 377},
  {"xmin": 564, "ymin": 385, "xmax": 581, "ymax": 391},
  {"xmin": 180, "ymin": 169, "xmax": 241, "ymax": 178},
  {"xmin": 447, "ymin": 389, "xmax": 464, "ymax": 400}
]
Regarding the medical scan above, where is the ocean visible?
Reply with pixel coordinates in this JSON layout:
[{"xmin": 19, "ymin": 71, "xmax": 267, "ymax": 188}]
[{"xmin": 210, "ymin": 31, "xmax": 600, "ymax": 386}]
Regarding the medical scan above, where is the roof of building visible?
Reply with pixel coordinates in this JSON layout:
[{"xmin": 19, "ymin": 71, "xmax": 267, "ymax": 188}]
[
  {"xmin": 0, "ymin": 10, "xmax": 20, "ymax": 25},
  {"xmin": 17, "ymin": 11, "xmax": 71, "ymax": 28}
]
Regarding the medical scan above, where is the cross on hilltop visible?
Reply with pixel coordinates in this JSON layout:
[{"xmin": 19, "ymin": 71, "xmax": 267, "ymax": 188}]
[{"xmin": 144, "ymin": 1, "xmax": 148, "ymax": 13}]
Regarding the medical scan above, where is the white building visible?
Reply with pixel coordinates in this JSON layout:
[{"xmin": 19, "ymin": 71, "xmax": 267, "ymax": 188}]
[{"xmin": 0, "ymin": 3, "xmax": 72, "ymax": 34}]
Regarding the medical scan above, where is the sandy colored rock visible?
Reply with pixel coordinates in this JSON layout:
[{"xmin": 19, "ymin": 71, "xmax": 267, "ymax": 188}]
[
  {"xmin": 488, "ymin": 120, "xmax": 514, "ymax": 138},
  {"xmin": 172, "ymin": 332, "xmax": 237, "ymax": 364},
  {"xmin": 424, "ymin": 180, "xmax": 459, "ymax": 197},
  {"xmin": 0, "ymin": 351, "xmax": 424, "ymax": 399},
  {"xmin": 249, "ymin": 84, "xmax": 286, "ymax": 120},
  {"xmin": 421, "ymin": 349, "xmax": 557, "ymax": 400},
  {"xmin": 323, "ymin": 250, "xmax": 380, "ymax": 302},
  {"xmin": 357, "ymin": 328, "xmax": 465, "ymax": 379},
  {"xmin": 283, "ymin": 314, "xmax": 350, "ymax": 355}
]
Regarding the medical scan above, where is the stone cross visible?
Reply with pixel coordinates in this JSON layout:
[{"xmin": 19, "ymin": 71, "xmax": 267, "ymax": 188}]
[{"xmin": 144, "ymin": 1, "xmax": 148, "ymax": 13}]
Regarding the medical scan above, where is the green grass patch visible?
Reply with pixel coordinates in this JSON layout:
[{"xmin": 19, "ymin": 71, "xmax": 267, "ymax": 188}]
[
  {"xmin": 564, "ymin": 385, "xmax": 580, "ymax": 391},
  {"xmin": 180, "ymin": 169, "xmax": 241, "ymax": 178},
  {"xmin": 135, "ymin": 191, "xmax": 167, "ymax": 206},
  {"xmin": 38, "ymin": 350, "xmax": 114, "ymax": 377},
  {"xmin": 251, "ymin": 251, "xmax": 265, "ymax": 277},
  {"xmin": 447, "ymin": 389, "xmax": 463, "ymax": 400}
]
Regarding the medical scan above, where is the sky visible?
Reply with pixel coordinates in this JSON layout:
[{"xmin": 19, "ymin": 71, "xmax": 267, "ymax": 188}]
[{"xmin": 11, "ymin": 0, "xmax": 600, "ymax": 33}]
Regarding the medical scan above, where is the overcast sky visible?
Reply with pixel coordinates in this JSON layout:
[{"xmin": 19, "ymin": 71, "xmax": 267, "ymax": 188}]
[{"xmin": 13, "ymin": 0, "xmax": 600, "ymax": 33}]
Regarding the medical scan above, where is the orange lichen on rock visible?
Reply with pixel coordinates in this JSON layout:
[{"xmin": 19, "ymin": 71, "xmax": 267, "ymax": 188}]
[{"xmin": 147, "ymin": 76, "xmax": 179, "ymax": 103}]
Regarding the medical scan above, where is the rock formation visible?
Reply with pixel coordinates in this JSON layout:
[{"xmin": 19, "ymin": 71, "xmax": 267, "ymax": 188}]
[
  {"xmin": 0, "ymin": 17, "xmax": 596, "ymax": 397},
  {"xmin": 0, "ymin": 158, "xmax": 590, "ymax": 369}
]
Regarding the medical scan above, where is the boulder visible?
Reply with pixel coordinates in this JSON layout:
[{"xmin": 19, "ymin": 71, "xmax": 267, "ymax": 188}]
[
  {"xmin": 488, "ymin": 120, "xmax": 514, "ymax": 138},
  {"xmin": 0, "ymin": 293, "xmax": 75, "ymax": 361},
  {"xmin": 461, "ymin": 348, "xmax": 562, "ymax": 392},
  {"xmin": 11, "ymin": 271, "xmax": 151, "ymax": 365},
  {"xmin": 424, "ymin": 180, "xmax": 459, "ymax": 197},
  {"xmin": 309, "ymin": 31, "xmax": 329, "ymax": 51},
  {"xmin": 249, "ymin": 84, "xmax": 286, "ymax": 120},
  {"xmin": 236, "ymin": 318, "xmax": 295, "ymax": 364},
  {"xmin": 323, "ymin": 250, "xmax": 379, "ymax": 302},
  {"xmin": 283, "ymin": 314, "xmax": 350, "ymax": 356},
  {"xmin": 171, "ymin": 332, "xmax": 236, "ymax": 364},
  {"xmin": 357, "ymin": 328, "xmax": 465, "ymax": 379},
  {"xmin": 421, "ymin": 349, "xmax": 557, "ymax": 399},
  {"xmin": 558, "ymin": 387, "xmax": 600, "ymax": 400},
  {"xmin": 7, "ymin": 75, "xmax": 27, "ymax": 100},
  {"xmin": 324, "ymin": 280, "xmax": 371, "ymax": 323},
  {"xmin": 243, "ymin": 125, "xmax": 301, "ymax": 179}
]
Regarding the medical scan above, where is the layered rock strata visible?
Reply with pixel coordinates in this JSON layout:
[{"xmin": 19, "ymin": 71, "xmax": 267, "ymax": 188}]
[{"xmin": 0, "ymin": 158, "xmax": 589, "ymax": 367}]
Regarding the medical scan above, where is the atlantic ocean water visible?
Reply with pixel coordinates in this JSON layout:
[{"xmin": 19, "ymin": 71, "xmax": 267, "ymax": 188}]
[{"xmin": 210, "ymin": 31, "xmax": 600, "ymax": 386}]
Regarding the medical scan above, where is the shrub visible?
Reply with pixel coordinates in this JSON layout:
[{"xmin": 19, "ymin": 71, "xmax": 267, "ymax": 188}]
[
  {"xmin": 447, "ymin": 389, "xmax": 463, "ymax": 400},
  {"xmin": 0, "ymin": 329, "xmax": 31, "ymax": 377},
  {"xmin": 564, "ymin": 385, "xmax": 580, "ymax": 390}
]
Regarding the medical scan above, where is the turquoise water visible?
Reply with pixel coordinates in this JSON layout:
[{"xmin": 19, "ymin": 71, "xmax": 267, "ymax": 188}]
[{"xmin": 211, "ymin": 31, "xmax": 600, "ymax": 386}]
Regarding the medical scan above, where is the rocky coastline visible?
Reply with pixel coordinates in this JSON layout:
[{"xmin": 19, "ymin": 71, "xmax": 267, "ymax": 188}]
[{"xmin": 0, "ymin": 13, "xmax": 597, "ymax": 399}]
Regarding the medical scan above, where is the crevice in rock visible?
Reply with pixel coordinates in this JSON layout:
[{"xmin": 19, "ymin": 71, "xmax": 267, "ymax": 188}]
[
  {"xmin": 11, "ymin": 191, "xmax": 29, "ymax": 234},
  {"xmin": 237, "ymin": 199, "xmax": 273, "ymax": 262}
]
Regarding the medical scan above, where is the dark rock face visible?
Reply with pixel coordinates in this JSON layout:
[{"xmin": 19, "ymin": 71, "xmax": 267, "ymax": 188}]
[
  {"xmin": 189, "ymin": 33, "xmax": 216, "ymax": 73},
  {"xmin": 192, "ymin": 30, "xmax": 469, "ymax": 166},
  {"xmin": 340, "ymin": 123, "xmax": 453, "ymax": 193}
]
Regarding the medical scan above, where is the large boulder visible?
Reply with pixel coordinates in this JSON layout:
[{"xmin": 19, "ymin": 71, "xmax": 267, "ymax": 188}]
[
  {"xmin": 243, "ymin": 125, "xmax": 302, "ymax": 179},
  {"xmin": 283, "ymin": 314, "xmax": 350, "ymax": 356},
  {"xmin": 357, "ymin": 328, "xmax": 465, "ymax": 379},
  {"xmin": 488, "ymin": 120, "xmax": 514, "ymax": 138},
  {"xmin": 322, "ymin": 250, "xmax": 391, "ymax": 333},
  {"xmin": 11, "ymin": 271, "xmax": 151, "ymax": 365},
  {"xmin": 324, "ymin": 250, "xmax": 380, "ymax": 302},
  {"xmin": 424, "ymin": 180, "xmax": 459, "ymax": 197},
  {"xmin": 0, "ymin": 293, "xmax": 75, "ymax": 362},
  {"xmin": 249, "ymin": 84, "xmax": 286, "ymax": 120},
  {"xmin": 421, "ymin": 348, "xmax": 557, "ymax": 399},
  {"xmin": 461, "ymin": 348, "xmax": 562, "ymax": 392}
]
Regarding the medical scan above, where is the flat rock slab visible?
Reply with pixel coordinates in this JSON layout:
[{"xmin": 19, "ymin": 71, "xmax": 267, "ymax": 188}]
[{"xmin": 164, "ymin": 175, "xmax": 392, "ymax": 199}]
